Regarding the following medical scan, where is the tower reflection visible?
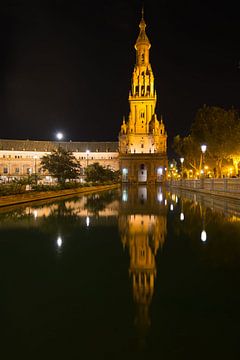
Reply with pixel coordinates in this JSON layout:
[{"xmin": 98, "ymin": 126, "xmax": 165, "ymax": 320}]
[{"xmin": 119, "ymin": 186, "xmax": 167, "ymax": 343}]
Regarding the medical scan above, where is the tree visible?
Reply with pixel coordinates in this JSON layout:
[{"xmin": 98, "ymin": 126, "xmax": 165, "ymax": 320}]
[
  {"xmin": 191, "ymin": 106, "xmax": 240, "ymax": 177},
  {"xmin": 41, "ymin": 147, "xmax": 80, "ymax": 184},
  {"xmin": 85, "ymin": 162, "xmax": 119, "ymax": 183},
  {"xmin": 173, "ymin": 134, "xmax": 201, "ymax": 176}
]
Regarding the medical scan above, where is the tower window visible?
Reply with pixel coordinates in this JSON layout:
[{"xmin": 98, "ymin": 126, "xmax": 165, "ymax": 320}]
[
  {"xmin": 141, "ymin": 144, "xmax": 144, "ymax": 148},
  {"xmin": 141, "ymin": 53, "xmax": 144, "ymax": 63}
]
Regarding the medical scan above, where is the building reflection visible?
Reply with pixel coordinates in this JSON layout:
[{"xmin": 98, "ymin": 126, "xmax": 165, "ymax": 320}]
[{"xmin": 119, "ymin": 186, "xmax": 167, "ymax": 343}]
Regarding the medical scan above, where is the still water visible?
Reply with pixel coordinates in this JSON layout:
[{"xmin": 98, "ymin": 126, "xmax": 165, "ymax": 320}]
[{"xmin": 0, "ymin": 186, "xmax": 240, "ymax": 359}]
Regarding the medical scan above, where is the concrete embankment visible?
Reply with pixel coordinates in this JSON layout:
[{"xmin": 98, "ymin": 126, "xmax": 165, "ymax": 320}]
[{"xmin": 0, "ymin": 184, "xmax": 120, "ymax": 208}]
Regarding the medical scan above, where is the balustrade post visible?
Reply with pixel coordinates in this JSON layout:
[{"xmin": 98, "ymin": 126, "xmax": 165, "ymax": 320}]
[
  {"xmin": 211, "ymin": 178, "xmax": 214, "ymax": 191},
  {"xmin": 224, "ymin": 178, "xmax": 227, "ymax": 191}
]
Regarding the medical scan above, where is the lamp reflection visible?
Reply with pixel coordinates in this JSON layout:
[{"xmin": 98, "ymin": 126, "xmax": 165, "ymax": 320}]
[
  {"xmin": 201, "ymin": 230, "xmax": 207, "ymax": 242},
  {"xmin": 57, "ymin": 236, "xmax": 62, "ymax": 248},
  {"xmin": 86, "ymin": 216, "xmax": 90, "ymax": 227}
]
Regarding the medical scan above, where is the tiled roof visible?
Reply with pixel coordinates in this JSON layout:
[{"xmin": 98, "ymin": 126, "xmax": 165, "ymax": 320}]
[{"xmin": 0, "ymin": 139, "xmax": 119, "ymax": 152}]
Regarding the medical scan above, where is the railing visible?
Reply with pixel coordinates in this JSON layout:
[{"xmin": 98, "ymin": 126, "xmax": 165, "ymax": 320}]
[{"xmin": 168, "ymin": 178, "xmax": 240, "ymax": 194}]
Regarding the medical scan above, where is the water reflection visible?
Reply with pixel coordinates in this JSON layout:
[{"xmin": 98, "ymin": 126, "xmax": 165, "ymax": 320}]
[
  {"xmin": 119, "ymin": 186, "xmax": 167, "ymax": 345},
  {"xmin": 0, "ymin": 187, "xmax": 240, "ymax": 357}
]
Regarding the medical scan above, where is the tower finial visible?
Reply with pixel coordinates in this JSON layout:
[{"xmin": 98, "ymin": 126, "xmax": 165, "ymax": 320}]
[{"xmin": 142, "ymin": 5, "xmax": 144, "ymax": 20}]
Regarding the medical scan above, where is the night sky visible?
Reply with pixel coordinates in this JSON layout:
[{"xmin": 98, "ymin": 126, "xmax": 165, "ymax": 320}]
[{"xmin": 0, "ymin": 0, "xmax": 239, "ymax": 147}]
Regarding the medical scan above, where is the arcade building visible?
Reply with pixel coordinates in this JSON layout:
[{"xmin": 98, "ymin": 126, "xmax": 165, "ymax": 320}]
[{"xmin": 0, "ymin": 11, "xmax": 168, "ymax": 184}]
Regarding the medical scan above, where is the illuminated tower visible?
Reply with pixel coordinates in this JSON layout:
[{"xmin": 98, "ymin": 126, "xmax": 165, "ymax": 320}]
[{"xmin": 119, "ymin": 9, "xmax": 168, "ymax": 183}]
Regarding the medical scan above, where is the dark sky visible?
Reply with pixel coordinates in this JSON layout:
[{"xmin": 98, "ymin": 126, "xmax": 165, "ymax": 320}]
[{"xmin": 0, "ymin": 0, "xmax": 239, "ymax": 145}]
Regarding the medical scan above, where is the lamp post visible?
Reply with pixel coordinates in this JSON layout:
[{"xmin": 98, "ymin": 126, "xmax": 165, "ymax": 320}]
[
  {"xmin": 56, "ymin": 132, "xmax": 64, "ymax": 149},
  {"xmin": 180, "ymin": 157, "xmax": 184, "ymax": 179},
  {"xmin": 200, "ymin": 144, "xmax": 207, "ymax": 178},
  {"xmin": 86, "ymin": 149, "xmax": 90, "ymax": 168},
  {"xmin": 33, "ymin": 155, "xmax": 38, "ymax": 184}
]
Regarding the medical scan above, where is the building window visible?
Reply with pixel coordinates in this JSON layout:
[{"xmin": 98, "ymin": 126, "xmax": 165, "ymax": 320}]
[
  {"xmin": 15, "ymin": 168, "xmax": 20, "ymax": 173},
  {"xmin": 3, "ymin": 167, "xmax": 8, "ymax": 174},
  {"xmin": 141, "ymin": 144, "xmax": 144, "ymax": 148}
]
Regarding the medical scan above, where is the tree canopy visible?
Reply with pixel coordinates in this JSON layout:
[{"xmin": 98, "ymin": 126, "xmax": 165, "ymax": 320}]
[
  {"xmin": 173, "ymin": 105, "xmax": 240, "ymax": 177},
  {"xmin": 41, "ymin": 147, "xmax": 80, "ymax": 184},
  {"xmin": 85, "ymin": 162, "xmax": 119, "ymax": 183}
]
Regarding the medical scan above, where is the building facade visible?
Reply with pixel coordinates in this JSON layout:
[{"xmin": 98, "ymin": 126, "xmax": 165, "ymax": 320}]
[
  {"xmin": 0, "ymin": 139, "xmax": 119, "ymax": 182},
  {"xmin": 119, "ymin": 11, "xmax": 168, "ymax": 183},
  {"xmin": 0, "ymin": 12, "xmax": 168, "ymax": 184}
]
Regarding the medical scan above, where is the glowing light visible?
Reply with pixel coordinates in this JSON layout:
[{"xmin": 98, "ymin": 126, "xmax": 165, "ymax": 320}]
[
  {"xmin": 86, "ymin": 149, "xmax": 90, "ymax": 155},
  {"xmin": 201, "ymin": 230, "xmax": 207, "ymax": 242},
  {"xmin": 201, "ymin": 144, "xmax": 207, "ymax": 153},
  {"xmin": 157, "ymin": 192, "xmax": 163, "ymax": 202},
  {"xmin": 122, "ymin": 190, "xmax": 128, "ymax": 202},
  {"xmin": 86, "ymin": 216, "xmax": 90, "ymax": 227},
  {"xmin": 157, "ymin": 167, "xmax": 163, "ymax": 175},
  {"xmin": 57, "ymin": 236, "xmax": 62, "ymax": 248},
  {"xmin": 56, "ymin": 132, "xmax": 63, "ymax": 141},
  {"xmin": 180, "ymin": 157, "xmax": 184, "ymax": 164},
  {"xmin": 164, "ymin": 199, "xmax": 167, "ymax": 206},
  {"xmin": 170, "ymin": 204, "xmax": 174, "ymax": 211},
  {"xmin": 122, "ymin": 168, "xmax": 128, "ymax": 175},
  {"xmin": 180, "ymin": 212, "xmax": 184, "ymax": 221},
  {"xmin": 33, "ymin": 210, "xmax": 38, "ymax": 219}
]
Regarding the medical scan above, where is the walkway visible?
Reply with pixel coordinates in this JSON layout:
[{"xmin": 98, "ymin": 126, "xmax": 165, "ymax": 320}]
[{"xmin": 0, "ymin": 184, "xmax": 119, "ymax": 208}]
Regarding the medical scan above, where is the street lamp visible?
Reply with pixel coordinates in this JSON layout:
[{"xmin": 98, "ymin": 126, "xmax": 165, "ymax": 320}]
[
  {"xmin": 86, "ymin": 149, "xmax": 90, "ymax": 167},
  {"xmin": 56, "ymin": 132, "xmax": 63, "ymax": 141},
  {"xmin": 33, "ymin": 155, "xmax": 38, "ymax": 184},
  {"xmin": 200, "ymin": 144, "xmax": 207, "ymax": 178},
  {"xmin": 180, "ymin": 157, "xmax": 184, "ymax": 178}
]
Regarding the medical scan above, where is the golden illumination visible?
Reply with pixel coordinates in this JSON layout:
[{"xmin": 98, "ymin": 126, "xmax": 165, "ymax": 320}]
[{"xmin": 119, "ymin": 10, "xmax": 168, "ymax": 183}]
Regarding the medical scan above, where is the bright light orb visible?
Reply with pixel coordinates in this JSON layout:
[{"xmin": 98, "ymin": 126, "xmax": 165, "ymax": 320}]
[
  {"xmin": 158, "ymin": 192, "xmax": 163, "ymax": 203},
  {"xmin": 57, "ymin": 236, "xmax": 62, "ymax": 248},
  {"xmin": 180, "ymin": 212, "xmax": 184, "ymax": 221},
  {"xmin": 170, "ymin": 204, "xmax": 174, "ymax": 211},
  {"xmin": 180, "ymin": 157, "xmax": 184, "ymax": 164},
  {"xmin": 56, "ymin": 132, "xmax": 63, "ymax": 140},
  {"xmin": 86, "ymin": 216, "xmax": 90, "ymax": 227},
  {"xmin": 201, "ymin": 230, "xmax": 207, "ymax": 242},
  {"xmin": 201, "ymin": 144, "xmax": 207, "ymax": 153}
]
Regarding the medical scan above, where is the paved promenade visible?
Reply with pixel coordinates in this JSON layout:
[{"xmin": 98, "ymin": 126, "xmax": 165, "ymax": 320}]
[{"xmin": 0, "ymin": 184, "xmax": 119, "ymax": 208}]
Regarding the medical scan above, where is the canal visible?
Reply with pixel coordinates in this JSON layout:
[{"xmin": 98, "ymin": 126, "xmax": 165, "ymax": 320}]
[{"xmin": 0, "ymin": 186, "xmax": 240, "ymax": 359}]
